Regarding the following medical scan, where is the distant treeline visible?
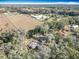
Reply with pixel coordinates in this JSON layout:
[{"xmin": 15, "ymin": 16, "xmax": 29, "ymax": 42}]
[{"xmin": 17, "ymin": 9, "xmax": 79, "ymax": 16}]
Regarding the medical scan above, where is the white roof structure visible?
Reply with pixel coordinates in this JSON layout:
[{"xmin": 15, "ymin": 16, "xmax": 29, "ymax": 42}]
[{"xmin": 31, "ymin": 15, "xmax": 49, "ymax": 20}]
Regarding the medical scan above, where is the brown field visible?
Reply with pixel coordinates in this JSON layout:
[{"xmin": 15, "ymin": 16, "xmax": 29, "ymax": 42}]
[{"xmin": 0, "ymin": 13, "xmax": 41, "ymax": 31}]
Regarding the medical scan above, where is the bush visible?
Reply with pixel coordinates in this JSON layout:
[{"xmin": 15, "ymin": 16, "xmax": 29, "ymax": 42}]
[
  {"xmin": 27, "ymin": 24, "xmax": 49, "ymax": 38},
  {"xmin": 0, "ymin": 31, "xmax": 15, "ymax": 43}
]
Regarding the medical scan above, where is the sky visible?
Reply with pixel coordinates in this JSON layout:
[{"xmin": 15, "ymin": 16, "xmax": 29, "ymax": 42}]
[
  {"xmin": 0, "ymin": 0, "xmax": 79, "ymax": 2},
  {"xmin": 0, "ymin": 0, "xmax": 79, "ymax": 4}
]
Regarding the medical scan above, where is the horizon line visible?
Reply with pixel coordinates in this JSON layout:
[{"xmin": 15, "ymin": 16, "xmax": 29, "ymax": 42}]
[{"xmin": 0, "ymin": 2, "xmax": 79, "ymax": 5}]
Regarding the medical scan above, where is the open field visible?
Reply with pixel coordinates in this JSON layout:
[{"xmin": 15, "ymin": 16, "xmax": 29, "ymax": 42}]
[{"xmin": 0, "ymin": 13, "xmax": 41, "ymax": 31}]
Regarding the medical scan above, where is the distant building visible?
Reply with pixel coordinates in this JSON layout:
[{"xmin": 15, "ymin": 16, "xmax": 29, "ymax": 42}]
[
  {"xmin": 72, "ymin": 25, "xmax": 79, "ymax": 29},
  {"xmin": 68, "ymin": 25, "xmax": 79, "ymax": 30},
  {"xmin": 31, "ymin": 15, "xmax": 49, "ymax": 20}
]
